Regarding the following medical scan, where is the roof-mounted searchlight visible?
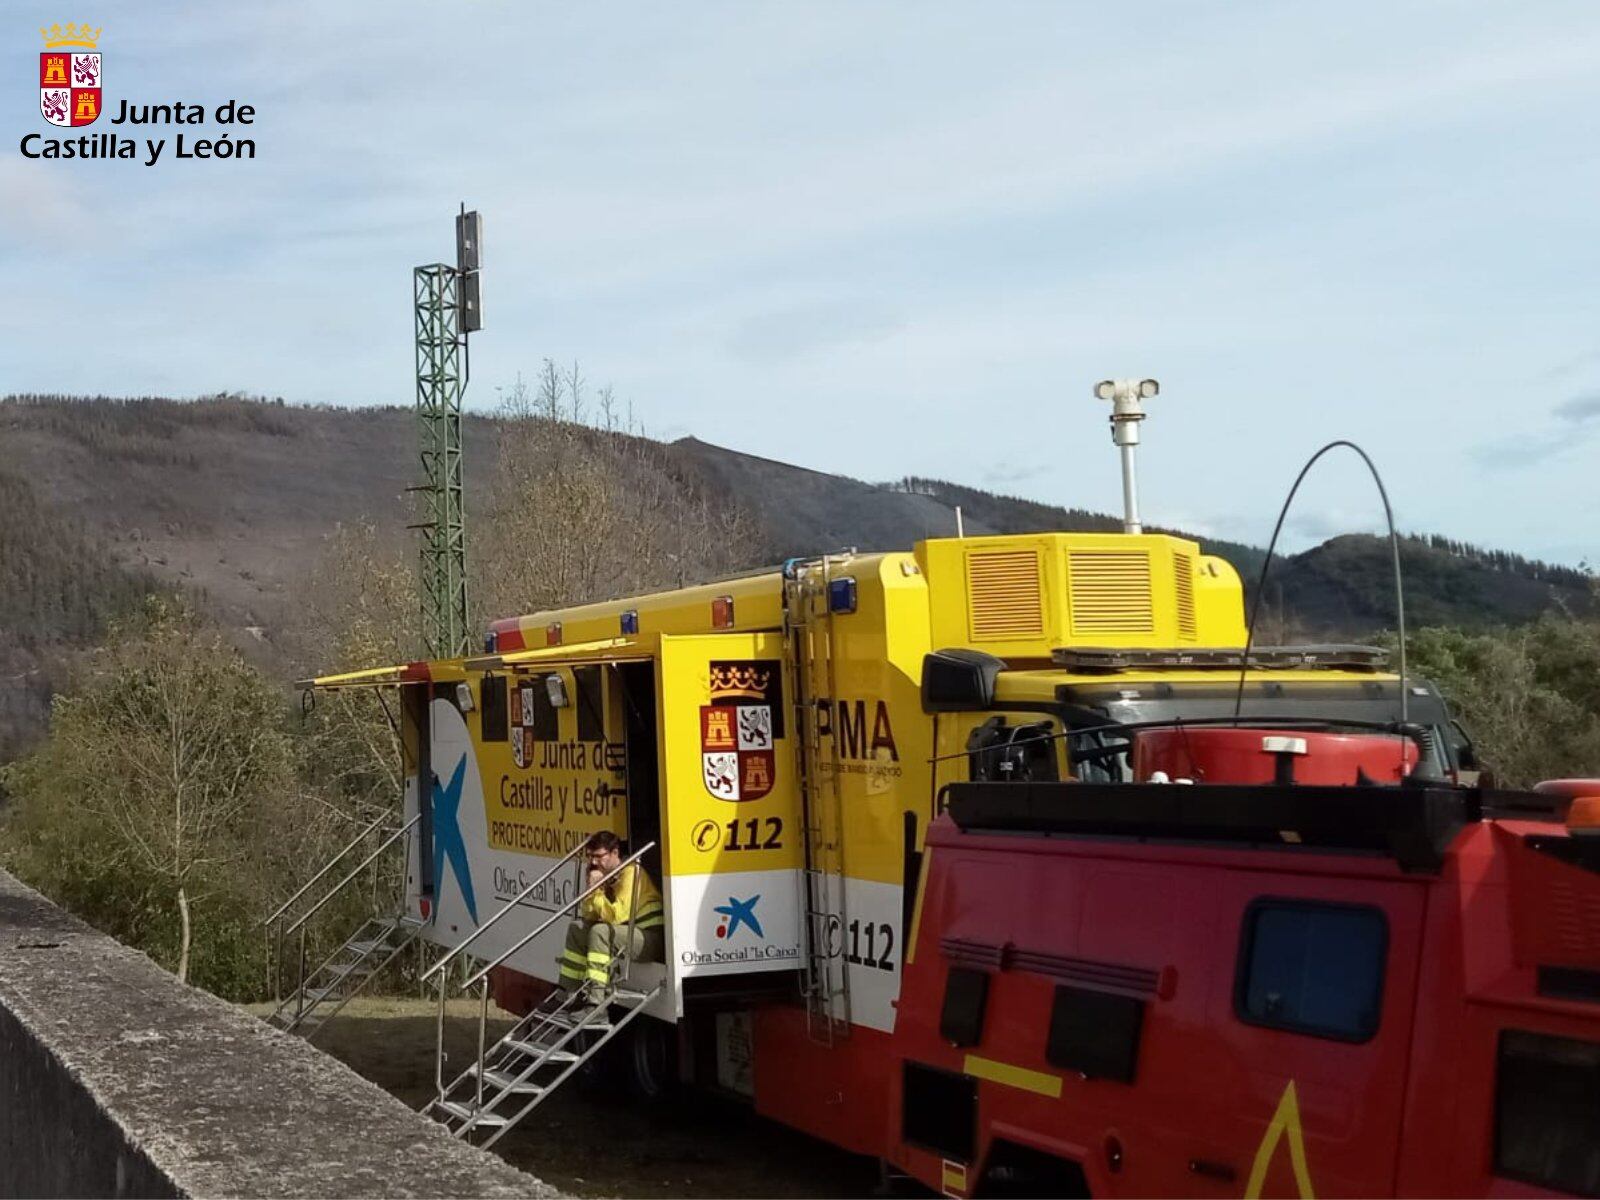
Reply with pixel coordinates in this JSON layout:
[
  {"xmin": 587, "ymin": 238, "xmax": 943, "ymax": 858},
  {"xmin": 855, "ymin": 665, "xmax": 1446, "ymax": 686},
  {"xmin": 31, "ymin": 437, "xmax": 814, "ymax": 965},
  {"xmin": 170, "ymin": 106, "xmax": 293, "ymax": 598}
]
[{"xmin": 1094, "ymin": 378, "xmax": 1160, "ymax": 534}]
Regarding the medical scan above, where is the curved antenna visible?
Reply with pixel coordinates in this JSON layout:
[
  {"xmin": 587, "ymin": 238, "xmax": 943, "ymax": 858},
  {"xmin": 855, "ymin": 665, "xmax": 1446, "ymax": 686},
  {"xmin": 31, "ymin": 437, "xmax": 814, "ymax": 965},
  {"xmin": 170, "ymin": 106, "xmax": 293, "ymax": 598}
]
[{"xmin": 1232, "ymin": 440, "xmax": 1408, "ymax": 728}]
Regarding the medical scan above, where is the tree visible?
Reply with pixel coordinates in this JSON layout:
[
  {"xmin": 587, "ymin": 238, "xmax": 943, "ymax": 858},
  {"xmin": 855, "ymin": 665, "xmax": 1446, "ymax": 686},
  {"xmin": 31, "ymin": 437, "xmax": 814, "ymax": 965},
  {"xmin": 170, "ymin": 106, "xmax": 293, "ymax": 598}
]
[
  {"xmin": 1397, "ymin": 617, "xmax": 1600, "ymax": 788},
  {"xmin": 295, "ymin": 518, "xmax": 417, "ymax": 828},
  {"xmin": 3, "ymin": 597, "xmax": 294, "ymax": 983},
  {"xmin": 475, "ymin": 362, "xmax": 762, "ymax": 621}
]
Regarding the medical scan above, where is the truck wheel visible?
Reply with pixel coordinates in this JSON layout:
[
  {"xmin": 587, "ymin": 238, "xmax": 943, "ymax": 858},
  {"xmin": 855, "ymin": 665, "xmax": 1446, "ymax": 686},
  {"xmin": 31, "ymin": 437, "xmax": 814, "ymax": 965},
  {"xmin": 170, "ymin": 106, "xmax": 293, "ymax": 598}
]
[{"xmin": 625, "ymin": 1019, "xmax": 678, "ymax": 1102}]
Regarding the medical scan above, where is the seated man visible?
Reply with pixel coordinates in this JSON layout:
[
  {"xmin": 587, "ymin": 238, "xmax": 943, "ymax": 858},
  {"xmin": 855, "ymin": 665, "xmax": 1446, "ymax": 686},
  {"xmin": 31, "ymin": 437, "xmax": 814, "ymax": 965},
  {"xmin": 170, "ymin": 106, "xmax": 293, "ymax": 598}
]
[{"xmin": 557, "ymin": 831, "xmax": 664, "ymax": 1007}]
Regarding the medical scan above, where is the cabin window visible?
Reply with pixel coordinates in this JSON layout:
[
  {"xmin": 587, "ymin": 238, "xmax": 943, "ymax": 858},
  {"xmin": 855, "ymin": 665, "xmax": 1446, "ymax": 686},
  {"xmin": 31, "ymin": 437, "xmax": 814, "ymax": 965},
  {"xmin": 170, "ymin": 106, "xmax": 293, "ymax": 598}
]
[
  {"xmin": 574, "ymin": 666, "xmax": 604, "ymax": 742},
  {"xmin": 1234, "ymin": 899, "xmax": 1386, "ymax": 1042},
  {"xmin": 1045, "ymin": 984, "xmax": 1144, "ymax": 1082},
  {"xmin": 480, "ymin": 675, "xmax": 508, "ymax": 742},
  {"xmin": 1496, "ymin": 1029, "xmax": 1600, "ymax": 1195},
  {"xmin": 1537, "ymin": 965, "xmax": 1600, "ymax": 1004},
  {"xmin": 939, "ymin": 967, "xmax": 990, "ymax": 1048}
]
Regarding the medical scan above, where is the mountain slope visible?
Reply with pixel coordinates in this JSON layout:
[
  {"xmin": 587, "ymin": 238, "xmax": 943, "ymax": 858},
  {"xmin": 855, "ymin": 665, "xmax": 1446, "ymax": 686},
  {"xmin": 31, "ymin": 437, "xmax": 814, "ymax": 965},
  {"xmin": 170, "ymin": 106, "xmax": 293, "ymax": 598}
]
[
  {"xmin": 0, "ymin": 394, "xmax": 1588, "ymax": 755},
  {"xmin": 668, "ymin": 437, "xmax": 996, "ymax": 552},
  {"xmin": 0, "ymin": 396, "xmax": 497, "ymax": 650},
  {"xmin": 0, "ymin": 461, "xmax": 159, "ymax": 756},
  {"xmin": 1270, "ymin": 533, "xmax": 1592, "ymax": 636}
]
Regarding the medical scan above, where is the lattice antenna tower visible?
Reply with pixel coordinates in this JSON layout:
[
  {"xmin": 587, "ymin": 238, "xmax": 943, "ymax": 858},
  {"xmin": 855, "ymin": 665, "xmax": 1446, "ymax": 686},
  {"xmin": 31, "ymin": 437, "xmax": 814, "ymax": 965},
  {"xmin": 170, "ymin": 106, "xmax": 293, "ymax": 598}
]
[{"xmin": 411, "ymin": 207, "xmax": 483, "ymax": 658}]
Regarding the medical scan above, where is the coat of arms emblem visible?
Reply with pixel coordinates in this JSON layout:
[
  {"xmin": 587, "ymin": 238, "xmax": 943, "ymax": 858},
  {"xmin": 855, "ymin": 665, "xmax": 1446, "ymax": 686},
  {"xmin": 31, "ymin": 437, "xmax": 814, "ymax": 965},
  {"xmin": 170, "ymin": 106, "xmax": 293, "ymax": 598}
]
[
  {"xmin": 40, "ymin": 23, "xmax": 102, "ymax": 128},
  {"xmin": 700, "ymin": 660, "xmax": 783, "ymax": 802}
]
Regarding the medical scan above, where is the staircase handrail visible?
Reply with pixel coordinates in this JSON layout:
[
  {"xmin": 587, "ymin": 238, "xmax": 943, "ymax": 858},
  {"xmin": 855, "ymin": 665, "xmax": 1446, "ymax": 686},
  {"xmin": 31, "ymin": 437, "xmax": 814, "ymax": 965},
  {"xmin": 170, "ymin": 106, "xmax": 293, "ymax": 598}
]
[
  {"xmin": 420, "ymin": 839, "xmax": 590, "ymax": 983},
  {"xmin": 459, "ymin": 842, "xmax": 657, "ymax": 991},
  {"xmin": 282, "ymin": 813, "xmax": 420, "ymax": 936},
  {"xmin": 262, "ymin": 808, "xmax": 395, "ymax": 928}
]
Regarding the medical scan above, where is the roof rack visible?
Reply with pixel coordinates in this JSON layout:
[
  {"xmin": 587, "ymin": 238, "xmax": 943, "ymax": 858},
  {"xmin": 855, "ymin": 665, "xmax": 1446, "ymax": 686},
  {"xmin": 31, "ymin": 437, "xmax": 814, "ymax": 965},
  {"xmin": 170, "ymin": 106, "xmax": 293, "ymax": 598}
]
[
  {"xmin": 941, "ymin": 780, "xmax": 1559, "ymax": 872},
  {"xmin": 1051, "ymin": 643, "xmax": 1389, "ymax": 674}
]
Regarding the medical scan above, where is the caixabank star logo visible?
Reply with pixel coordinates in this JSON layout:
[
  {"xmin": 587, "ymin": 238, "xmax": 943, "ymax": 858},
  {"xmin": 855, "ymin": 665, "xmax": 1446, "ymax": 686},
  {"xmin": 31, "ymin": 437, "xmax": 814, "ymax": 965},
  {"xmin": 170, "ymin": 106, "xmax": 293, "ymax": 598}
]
[{"xmin": 39, "ymin": 22, "xmax": 102, "ymax": 128}]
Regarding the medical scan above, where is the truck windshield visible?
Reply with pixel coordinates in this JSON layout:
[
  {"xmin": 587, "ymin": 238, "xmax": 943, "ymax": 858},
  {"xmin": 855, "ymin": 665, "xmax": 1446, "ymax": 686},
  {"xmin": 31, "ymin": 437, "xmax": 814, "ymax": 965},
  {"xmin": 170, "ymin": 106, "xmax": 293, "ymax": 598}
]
[{"xmin": 1055, "ymin": 678, "xmax": 1457, "ymax": 782}]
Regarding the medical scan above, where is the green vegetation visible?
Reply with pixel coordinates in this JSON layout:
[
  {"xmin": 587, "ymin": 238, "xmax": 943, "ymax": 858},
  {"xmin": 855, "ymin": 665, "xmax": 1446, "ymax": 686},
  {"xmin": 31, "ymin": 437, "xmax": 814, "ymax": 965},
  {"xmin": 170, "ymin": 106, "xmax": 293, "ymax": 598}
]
[
  {"xmin": 3, "ymin": 599, "xmax": 292, "ymax": 995},
  {"xmin": 0, "ymin": 463, "xmax": 160, "ymax": 758},
  {"xmin": 476, "ymin": 363, "xmax": 760, "ymax": 622},
  {"xmin": 3, "ymin": 392, "xmax": 296, "ymax": 464},
  {"xmin": 1395, "ymin": 613, "xmax": 1600, "ymax": 789},
  {"xmin": 0, "ymin": 597, "xmax": 391, "ymax": 1000},
  {"xmin": 0, "ymin": 465, "xmax": 155, "ymax": 648}
]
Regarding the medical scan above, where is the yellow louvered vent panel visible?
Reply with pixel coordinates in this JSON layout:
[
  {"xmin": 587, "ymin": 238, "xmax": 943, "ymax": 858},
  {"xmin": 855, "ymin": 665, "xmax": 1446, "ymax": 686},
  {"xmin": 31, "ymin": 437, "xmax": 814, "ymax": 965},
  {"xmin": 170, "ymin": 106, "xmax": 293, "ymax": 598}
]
[
  {"xmin": 1173, "ymin": 549, "xmax": 1198, "ymax": 640},
  {"xmin": 1068, "ymin": 551, "xmax": 1154, "ymax": 635},
  {"xmin": 966, "ymin": 550, "xmax": 1045, "ymax": 640}
]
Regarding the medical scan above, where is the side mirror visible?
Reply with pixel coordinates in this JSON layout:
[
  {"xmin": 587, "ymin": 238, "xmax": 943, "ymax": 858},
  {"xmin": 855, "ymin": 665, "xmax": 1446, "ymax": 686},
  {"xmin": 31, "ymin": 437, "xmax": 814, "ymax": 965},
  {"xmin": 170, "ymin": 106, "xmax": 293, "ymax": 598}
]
[{"xmin": 922, "ymin": 648, "xmax": 1004, "ymax": 712}]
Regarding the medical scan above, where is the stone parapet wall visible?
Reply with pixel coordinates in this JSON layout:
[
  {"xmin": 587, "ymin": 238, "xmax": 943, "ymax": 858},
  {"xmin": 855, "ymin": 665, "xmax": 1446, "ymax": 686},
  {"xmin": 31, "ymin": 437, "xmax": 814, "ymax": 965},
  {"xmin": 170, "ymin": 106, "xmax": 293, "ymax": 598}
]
[{"xmin": 0, "ymin": 869, "xmax": 555, "ymax": 1198}]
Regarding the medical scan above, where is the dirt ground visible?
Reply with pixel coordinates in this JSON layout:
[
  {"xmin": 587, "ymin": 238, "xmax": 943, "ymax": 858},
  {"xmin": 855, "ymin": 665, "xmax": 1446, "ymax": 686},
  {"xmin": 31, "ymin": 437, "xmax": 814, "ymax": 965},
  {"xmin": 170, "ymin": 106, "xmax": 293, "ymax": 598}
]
[{"xmin": 252, "ymin": 996, "xmax": 883, "ymax": 1199}]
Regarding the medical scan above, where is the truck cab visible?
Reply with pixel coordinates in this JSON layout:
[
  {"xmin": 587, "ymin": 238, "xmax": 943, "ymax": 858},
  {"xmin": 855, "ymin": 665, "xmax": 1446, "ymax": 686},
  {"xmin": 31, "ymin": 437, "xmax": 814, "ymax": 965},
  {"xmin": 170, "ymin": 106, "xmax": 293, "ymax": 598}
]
[{"xmin": 888, "ymin": 733, "xmax": 1600, "ymax": 1198}]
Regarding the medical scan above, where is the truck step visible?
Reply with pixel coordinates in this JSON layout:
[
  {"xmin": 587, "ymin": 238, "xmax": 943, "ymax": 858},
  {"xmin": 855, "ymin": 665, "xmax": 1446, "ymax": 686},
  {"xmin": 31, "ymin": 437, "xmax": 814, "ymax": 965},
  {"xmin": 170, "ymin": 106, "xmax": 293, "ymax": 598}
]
[
  {"xmin": 480, "ymin": 1067, "xmax": 545, "ymax": 1095},
  {"xmin": 434, "ymin": 1100, "xmax": 509, "ymax": 1128},
  {"xmin": 503, "ymin": 1039, "xmax": 579, "ymax": 1063}
]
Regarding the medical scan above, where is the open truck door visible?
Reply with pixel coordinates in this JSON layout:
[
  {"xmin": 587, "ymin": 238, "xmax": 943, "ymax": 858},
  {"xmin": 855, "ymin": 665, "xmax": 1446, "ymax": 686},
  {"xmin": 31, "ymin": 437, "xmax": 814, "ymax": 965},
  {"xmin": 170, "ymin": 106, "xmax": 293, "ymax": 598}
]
[
  {"xmin": 658, "ymin": 633, "xmax": 804, "ymax": 989},
  {"xmin": 297, "ymin": 662, "xmax": 438, "ymax": 928}
]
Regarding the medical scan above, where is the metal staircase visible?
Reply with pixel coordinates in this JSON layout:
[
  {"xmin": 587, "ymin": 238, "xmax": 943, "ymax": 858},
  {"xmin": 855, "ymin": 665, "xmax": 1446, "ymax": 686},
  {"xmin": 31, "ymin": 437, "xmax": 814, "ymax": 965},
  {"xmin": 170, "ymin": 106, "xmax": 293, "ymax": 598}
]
[
  {"xmin": 262, "ymin": 812, "xmax": 420, "ymax": 1037},
  {"xmin": 783, "ymin": 554, "xmax": 852, "ymax": 1043},
  {"xmin": 429, "ymin": 979, "xmax": 662, "ymax": 1147},
  {"xmin": 421, "ymin": 838, "xmax": 662, "ymax": 1145},
  {"xmin": 266, "ymin": 911, "xmax": 427, "ymax": 1034}
]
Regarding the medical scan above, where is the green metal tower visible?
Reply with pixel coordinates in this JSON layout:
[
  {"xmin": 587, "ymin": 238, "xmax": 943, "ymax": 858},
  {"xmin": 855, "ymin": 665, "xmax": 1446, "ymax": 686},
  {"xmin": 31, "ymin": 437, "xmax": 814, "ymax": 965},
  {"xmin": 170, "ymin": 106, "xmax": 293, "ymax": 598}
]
[{"xmin": 412, "ymin": 210, "xmax": 482, "ymax": 659}]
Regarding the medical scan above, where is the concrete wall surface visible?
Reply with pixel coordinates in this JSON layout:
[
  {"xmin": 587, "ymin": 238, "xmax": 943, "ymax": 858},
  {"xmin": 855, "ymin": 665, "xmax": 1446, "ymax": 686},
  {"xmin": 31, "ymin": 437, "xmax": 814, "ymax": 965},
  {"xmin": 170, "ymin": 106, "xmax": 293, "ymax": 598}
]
[{"xmin": 0, "ymin": 869, "xmax": 557, "ymax": 1198}]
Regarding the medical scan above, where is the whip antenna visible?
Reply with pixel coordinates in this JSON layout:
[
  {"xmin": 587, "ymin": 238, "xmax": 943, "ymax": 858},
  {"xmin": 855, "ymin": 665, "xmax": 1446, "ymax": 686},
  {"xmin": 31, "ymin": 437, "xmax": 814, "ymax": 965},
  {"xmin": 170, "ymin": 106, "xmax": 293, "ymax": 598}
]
[{"xmin": 1232, "ymin": 441, "xmax": 1409, "ymax": 733}]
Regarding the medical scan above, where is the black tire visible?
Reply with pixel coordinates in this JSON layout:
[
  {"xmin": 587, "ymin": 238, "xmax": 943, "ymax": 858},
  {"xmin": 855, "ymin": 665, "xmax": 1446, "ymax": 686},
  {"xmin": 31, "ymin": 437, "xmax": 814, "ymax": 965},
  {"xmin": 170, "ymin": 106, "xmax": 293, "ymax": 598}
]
[{"xmin": 623, "ymin": 1018, "xmax": 678, "ymax": 1102}]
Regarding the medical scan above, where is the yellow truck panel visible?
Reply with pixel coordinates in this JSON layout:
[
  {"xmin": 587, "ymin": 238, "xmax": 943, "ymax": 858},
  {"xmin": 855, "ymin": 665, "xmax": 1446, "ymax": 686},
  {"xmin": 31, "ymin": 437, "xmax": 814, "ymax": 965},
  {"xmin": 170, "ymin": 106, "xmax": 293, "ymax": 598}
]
[{"xmin": 304, "ymin": 530, "xmax": 1428, "ymax": 1033}]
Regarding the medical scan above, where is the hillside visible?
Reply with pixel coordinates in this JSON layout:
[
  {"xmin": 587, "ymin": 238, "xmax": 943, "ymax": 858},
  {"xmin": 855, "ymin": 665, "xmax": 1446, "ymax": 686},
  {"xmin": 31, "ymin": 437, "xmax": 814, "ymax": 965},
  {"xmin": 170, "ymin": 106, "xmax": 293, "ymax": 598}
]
[
  {"xmin": 1269, "ymin": 533, "xmax": 1592, "ymax": 636},
  {"xmin": 0, "ymin": 394, "xmax": 1589, "ymax": 755},
  {"xmin": 0, "ymin": 462, "xmax": 160, "ymax": 756}
]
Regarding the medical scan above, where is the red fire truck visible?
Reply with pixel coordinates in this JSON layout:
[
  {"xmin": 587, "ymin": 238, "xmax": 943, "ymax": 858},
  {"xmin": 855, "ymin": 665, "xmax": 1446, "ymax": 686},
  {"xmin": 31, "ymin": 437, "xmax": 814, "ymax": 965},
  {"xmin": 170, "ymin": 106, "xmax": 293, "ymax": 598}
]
[{"xmin": 885, "ymin": 737, "xmax": 1600, "ymax": 1197}]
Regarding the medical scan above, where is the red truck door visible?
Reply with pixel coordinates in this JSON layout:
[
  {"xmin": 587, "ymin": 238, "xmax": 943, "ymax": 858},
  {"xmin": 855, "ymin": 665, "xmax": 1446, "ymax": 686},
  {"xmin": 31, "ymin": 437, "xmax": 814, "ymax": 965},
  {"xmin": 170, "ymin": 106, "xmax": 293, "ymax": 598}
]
[{"xmin": 1186, "ymin": 874, "xmax": 1427, "ymax": 1198}]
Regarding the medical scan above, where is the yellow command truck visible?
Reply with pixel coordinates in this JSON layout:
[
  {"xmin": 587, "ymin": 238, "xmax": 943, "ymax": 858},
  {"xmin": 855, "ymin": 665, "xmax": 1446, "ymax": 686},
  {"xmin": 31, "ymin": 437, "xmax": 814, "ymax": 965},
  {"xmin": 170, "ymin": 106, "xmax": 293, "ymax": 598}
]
[{"xmin": 301, "ymin": 530, "xmax": 1469, "ymax": 1147}]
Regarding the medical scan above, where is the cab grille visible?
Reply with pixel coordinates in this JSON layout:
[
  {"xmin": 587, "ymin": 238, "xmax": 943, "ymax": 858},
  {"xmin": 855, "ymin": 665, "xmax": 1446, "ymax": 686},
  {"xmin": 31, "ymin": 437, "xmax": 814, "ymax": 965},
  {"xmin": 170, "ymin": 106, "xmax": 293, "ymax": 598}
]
[
  {"xmin": 967, "ymin": 550, "xmax": 1045, "ymax": 640},
  {"xmin": 1173, "ymin": 550, "xmax": 1197, "ymax": 640},
  {"xmin": 1068, "ymin": 551, "xmax": 1154, "ymax": 635}
]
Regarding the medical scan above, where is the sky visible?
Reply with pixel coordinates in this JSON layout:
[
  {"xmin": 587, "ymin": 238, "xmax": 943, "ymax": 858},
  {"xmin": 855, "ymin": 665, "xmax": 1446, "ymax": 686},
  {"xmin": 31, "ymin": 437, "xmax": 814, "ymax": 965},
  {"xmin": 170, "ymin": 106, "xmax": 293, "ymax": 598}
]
[{"xmin": 3, "ymin": 2, "xmax": 1599, "ymax": 566}]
